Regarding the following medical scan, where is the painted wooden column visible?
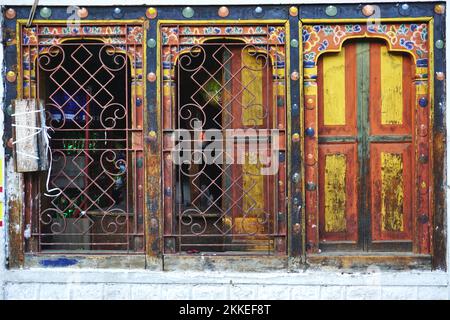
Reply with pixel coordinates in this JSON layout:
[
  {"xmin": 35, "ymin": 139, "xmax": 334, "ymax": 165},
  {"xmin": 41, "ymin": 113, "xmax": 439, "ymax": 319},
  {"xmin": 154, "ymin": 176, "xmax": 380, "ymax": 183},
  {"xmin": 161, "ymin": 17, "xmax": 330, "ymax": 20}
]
[
  {"xmin": 161, "ymin": 46, "xmax": 176, "ymax": 254},
  {"xmin": 303, "ymin": 63, "xmax": 319, "ymax": 253},
  {"xmin": 145, "ymin": 11, "xmax": 162, "ymax": 262},
  {"xmin": 431, "ymin": 4, "xmax": 446, "ymax": 270},
  {"xmin": 274, "ymin": 53, "xmax": 286, "ymax": 255},
  {"xmin": 288, "ymin": 10, "xmax": 302, "ymax": 258},
  {"xmin": 415, "ymin": 60, "xmax": 431, "ymax": 254}
]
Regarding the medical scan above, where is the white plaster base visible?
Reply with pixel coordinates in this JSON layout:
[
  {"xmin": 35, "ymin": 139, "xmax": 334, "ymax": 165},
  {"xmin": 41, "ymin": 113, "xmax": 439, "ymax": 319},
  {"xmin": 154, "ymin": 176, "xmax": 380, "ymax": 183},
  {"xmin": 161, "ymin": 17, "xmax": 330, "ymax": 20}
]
[{"xmin": 1, "ymin": 269, "xmax": 449, "ymax": 300}]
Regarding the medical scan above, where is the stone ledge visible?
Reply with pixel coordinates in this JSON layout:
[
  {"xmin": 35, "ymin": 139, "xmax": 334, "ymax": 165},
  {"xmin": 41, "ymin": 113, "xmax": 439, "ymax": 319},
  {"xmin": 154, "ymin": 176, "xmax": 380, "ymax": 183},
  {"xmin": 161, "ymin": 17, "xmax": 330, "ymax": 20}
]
[{"xmin": 1, "ymin": 269, "xmax": 448, "ymax": 287}]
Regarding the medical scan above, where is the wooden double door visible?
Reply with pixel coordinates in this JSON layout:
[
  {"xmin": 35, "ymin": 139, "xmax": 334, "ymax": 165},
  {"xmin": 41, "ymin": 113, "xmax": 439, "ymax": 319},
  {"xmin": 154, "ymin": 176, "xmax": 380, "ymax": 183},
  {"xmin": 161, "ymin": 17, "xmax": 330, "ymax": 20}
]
[{"xmin": 316, "ymin": 40, "xmax": 416, "ymax": 252}]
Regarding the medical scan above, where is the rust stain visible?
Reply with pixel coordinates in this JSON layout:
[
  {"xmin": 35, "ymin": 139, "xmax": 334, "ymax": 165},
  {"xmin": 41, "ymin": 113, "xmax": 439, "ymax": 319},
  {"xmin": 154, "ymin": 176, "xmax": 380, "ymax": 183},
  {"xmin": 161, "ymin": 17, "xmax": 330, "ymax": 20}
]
[{"xmin": 380, "ymin": 152, "xmax": 404, "ymax": 232}]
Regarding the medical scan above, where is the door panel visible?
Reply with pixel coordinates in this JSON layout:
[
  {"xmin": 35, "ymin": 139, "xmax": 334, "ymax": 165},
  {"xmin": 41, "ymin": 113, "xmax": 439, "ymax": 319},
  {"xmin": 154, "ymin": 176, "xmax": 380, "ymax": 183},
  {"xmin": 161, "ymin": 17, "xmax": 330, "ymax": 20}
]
[
  {"xmin": 370, "ymin": 143, "xmax": 413, "ymax": 242},
  {"xmin": 314, "ymin": 38, "xmax": 417, "ymax": 252},
  {"xmin": 369, "ymin": 43, "xmax": 414, "ymax": 136},
  {"xmin": 318, "ymin": 43, "xmax": 357, "ymax": 137},
  {"xmin": 318, "ymin": 143, "xmax": 358, "ymax": 243}
]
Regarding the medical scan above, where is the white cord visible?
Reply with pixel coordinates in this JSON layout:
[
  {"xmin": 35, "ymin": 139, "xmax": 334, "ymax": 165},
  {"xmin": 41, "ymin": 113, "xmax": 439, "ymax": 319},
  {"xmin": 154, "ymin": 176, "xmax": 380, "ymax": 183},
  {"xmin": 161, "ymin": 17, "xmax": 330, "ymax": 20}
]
[
  {"xmin": 26, "ymin": 0, "xmax": 39, "ymax": 27},
  {"xmin": 12, "ymin": 106, "xmax": 62, "ymax": 198}
]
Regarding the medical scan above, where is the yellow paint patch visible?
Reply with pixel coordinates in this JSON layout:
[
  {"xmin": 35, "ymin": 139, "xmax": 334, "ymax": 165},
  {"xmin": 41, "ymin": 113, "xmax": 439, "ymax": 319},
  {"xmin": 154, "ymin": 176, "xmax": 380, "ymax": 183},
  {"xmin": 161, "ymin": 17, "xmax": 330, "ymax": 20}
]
[
  {"xmin": 233, "ymin": 217, "xmax": 266, "ymax": 235},
  {"xmin": 381, "ymin": 152, "xmax": 404, "ymax": 232},
  {"xmin": 241, "ymin": 49, "xmax": 264, "ymax": 126},
  {"xmin": 380, "ymin": 46, "xmax": 403, "ymax": 125},
  {"xmin": 323, "ymin": 48, "xmax": 346, "ymax": 126},
  {"xmin": 240, "ymin": 152, "xmax": 265, "ymax": 234},
  {"xmin": 324, "ymin": 154, "xmax": 347, "ymax": 232}
]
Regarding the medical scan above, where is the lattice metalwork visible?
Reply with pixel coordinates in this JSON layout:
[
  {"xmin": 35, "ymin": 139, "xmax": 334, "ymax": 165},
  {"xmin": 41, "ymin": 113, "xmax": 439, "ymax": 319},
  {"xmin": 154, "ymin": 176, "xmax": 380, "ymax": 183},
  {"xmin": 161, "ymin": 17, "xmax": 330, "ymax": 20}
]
[
  {"xmin": 161, "ymin": 25, "xmax": 287, "ymax": 254},
  {"xmin": 20, "ymin": 24, "xmax": 145, "ymax": 253}
]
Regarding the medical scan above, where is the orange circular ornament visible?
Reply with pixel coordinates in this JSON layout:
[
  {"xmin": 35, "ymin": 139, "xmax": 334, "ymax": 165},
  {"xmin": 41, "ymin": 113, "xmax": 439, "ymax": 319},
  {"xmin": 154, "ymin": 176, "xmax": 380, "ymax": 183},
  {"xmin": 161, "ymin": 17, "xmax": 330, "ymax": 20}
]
[
  {"xmin": 77, "ymin": 7, "xmax": 89, "ymax": 19},
  {"xmin": 147, "ymin": 72, "xmax": 157, "ymax": 82},
  {"xmin": 218, "ymin": 6, "xmax": 229, "ymax": 17},
  {"xmin": 362, "ymin": 5, "xmax": 375, "ymax": 17},
  {"xmin": 5, "ymin": 8, "xmax": 16, "ymax": 19}
]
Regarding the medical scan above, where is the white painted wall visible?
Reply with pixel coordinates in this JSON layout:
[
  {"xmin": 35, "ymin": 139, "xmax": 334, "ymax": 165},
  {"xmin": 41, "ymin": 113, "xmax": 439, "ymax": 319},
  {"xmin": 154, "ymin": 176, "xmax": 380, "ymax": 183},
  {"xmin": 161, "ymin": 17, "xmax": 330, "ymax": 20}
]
[
  {"xmin": 0, "ymin": 1, "xmax": 449, "ymax": 300},
  {"xmin": 0, "ymin": 269, "xmax": 449, "ymax": 300}
]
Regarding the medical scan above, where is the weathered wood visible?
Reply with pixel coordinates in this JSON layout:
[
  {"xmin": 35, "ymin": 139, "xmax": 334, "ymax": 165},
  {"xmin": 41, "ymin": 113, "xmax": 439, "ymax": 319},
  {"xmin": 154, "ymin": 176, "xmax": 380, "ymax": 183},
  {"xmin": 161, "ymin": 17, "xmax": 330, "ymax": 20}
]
[
  {"xmin": 6, "ymin": 158, "xmax": 25, "ymax": 268},
  {"xmin": 12, "ymin": 99, "xmax": 48, "ymax": 173},
  {"xmin": 432, "ymin": 131, "xmax": 446, "ymax": 270},
  {"xmin": 311, "ymin": 35, "xmax": 426, "ymax": 253},
  {"xmin": 24, "ymin": 254, "xmax": 146, "ymax": 269},
  {"xmin": 163, "ymin": 255, "xmax": 287, "ymax": 272},
  {"xmin": 307, "ymin": 254, "xmax": 432, "ymax": 271}
]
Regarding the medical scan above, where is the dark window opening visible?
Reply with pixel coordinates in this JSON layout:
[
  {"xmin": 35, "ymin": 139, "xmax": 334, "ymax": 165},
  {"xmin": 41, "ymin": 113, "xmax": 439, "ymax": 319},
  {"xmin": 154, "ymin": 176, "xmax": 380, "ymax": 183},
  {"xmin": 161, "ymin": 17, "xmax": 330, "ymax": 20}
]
[{"xmin": 32, "ymin": 40, "xmax": 143, "ymax": 253}]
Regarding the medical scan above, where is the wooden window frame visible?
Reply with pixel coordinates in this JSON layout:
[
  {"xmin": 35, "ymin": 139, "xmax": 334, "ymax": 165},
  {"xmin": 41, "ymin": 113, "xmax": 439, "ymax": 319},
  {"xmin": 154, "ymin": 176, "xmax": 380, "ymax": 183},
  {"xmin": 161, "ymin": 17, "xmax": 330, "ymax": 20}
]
[{"xmin": 3, "ymin": 4, "xmax": 446, "ymax": 271}]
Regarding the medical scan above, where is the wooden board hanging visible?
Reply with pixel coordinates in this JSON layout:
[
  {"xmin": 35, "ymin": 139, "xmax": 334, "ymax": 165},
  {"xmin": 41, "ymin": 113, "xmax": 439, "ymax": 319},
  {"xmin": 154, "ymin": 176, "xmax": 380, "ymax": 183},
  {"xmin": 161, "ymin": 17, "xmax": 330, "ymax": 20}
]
[{"xmin": 12, "ymin": 99, "xmax": 49, "ymax": 172}]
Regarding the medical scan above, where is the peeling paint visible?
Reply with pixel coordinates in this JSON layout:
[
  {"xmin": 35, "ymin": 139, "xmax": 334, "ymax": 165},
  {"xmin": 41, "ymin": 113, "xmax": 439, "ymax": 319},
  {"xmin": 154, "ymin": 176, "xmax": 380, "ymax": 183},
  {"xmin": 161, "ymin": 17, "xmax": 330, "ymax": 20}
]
[
  {"xmin": 324, "ymin": 154, "xmax": 347, "ymax": 232},
  {"xmin": 380, "ymin": 152, "xmax": 404, "ymax": 232}
]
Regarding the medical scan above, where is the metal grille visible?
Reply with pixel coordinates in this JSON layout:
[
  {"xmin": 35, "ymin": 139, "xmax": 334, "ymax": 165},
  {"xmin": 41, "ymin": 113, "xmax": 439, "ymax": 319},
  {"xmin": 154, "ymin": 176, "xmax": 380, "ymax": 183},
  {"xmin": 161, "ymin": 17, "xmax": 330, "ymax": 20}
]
[
  {"xmin": 20, "ymin": 24, "xmax": 145, "ymax": 253},
  {"xmin": 161, "ymin": 25, "xmax": 287, "ymax": 254}
]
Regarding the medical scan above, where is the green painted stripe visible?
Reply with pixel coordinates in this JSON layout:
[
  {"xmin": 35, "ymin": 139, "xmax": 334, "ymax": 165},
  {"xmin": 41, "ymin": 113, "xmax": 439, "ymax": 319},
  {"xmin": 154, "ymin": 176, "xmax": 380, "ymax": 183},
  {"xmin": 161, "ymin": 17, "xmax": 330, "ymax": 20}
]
[
  {"xmin": 356, "ymin": 42, "xmax": 371, "ymax": 250},
  {"xmin": 368, "ymin": 135, "xmax": 412, "ymax": 142},
  {"xmin": 318, "ymin": 136, "xmax": 357, "ymax": 143}
]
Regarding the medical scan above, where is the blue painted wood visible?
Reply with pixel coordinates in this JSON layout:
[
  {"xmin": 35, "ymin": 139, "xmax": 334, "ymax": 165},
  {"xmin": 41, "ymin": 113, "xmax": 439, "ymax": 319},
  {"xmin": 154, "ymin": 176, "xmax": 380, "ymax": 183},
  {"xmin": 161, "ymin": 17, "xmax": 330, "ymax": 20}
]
[
  {"xmin": 39, "ymin": 258, "xmax": 78, "ymax": 267},
  {"xmin": 299, "ymin": 3, "xmax": 436, "ymax": 19}
]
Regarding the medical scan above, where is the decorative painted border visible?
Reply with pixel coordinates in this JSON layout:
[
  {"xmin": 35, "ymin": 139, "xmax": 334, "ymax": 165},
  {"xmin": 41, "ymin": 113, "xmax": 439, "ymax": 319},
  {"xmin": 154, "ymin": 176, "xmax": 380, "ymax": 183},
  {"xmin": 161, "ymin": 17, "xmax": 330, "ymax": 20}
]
[{"xmin": 301, "ymin": 18, "xmax": 433, "ymax": 254}]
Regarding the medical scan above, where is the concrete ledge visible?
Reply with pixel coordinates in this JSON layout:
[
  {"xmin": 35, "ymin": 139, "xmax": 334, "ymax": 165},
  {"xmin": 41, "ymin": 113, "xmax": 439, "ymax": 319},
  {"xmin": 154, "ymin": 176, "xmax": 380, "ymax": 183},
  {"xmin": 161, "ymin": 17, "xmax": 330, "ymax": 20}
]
[
  {"xmin": 1, "ymin": 268, "xmax": 448, "ymax": 300},
  {"xmin": 1, "ymin": 268, "xmax": 448, "ymax": 287}
]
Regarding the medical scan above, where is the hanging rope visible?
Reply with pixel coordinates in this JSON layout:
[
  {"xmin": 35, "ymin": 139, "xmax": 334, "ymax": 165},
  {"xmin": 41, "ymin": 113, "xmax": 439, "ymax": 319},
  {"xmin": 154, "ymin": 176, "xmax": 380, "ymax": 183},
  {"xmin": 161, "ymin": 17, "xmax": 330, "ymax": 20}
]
[
  {"xmin": 26, "ymin": 0, "xmax": 39, "ymax": 27},
  {"xmin": 11, "ymin": 106, "xmax": 62, "ymax": 198}
]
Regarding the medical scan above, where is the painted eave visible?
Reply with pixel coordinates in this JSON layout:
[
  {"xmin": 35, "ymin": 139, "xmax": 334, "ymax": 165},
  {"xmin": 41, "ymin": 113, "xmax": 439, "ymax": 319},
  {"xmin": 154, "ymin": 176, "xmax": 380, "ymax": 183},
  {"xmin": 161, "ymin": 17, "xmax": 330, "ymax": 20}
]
[{"xmin": 0, "ymin": 0, "xmax": 440, "ymax": 6}]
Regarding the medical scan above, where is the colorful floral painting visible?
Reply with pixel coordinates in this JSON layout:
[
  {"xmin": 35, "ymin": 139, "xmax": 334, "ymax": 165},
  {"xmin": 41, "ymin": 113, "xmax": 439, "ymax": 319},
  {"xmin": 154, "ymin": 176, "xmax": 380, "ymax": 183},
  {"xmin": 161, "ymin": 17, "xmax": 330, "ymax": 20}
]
[
  {"xmin": 303, "ymin": 23, "xmax": 429, "ymax": 65},
  {"xmin": 162, "ymin": 25, "xmax": 285, "ymax": 46}
]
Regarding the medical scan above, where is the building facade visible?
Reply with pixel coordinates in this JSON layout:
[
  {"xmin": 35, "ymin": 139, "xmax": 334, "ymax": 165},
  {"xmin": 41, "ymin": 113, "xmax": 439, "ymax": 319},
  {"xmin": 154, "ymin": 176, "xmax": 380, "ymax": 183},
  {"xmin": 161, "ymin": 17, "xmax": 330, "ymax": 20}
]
[{"xmin": 0, "ymin": 0, "xmax": 449, "ymax": 300}]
